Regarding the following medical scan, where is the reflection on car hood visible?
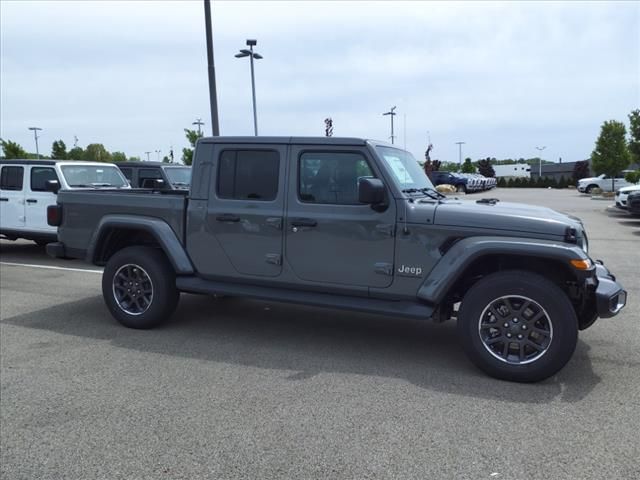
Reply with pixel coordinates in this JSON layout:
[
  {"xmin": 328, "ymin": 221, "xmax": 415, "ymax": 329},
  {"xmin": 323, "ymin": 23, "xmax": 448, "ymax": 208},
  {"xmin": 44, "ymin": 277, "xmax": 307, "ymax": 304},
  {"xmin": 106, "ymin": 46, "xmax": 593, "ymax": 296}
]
[{"xmin": 415, "ymin": 199, "xmax": 582, "ymax": 237}]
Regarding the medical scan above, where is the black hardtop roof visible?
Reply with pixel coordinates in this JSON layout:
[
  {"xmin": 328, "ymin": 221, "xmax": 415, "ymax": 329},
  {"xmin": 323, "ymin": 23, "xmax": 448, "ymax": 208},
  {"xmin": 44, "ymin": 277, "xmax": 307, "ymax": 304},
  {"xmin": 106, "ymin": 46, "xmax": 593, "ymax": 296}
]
[
  {"xmin": 0, "ymin": 159, "xmax": 56, "ymax": 165},
  {"xmin": 117, "ymin": 161, "xmax": 189, "ymax": 168},
  {"xmin": 199, "ymin": 136, "xmax": 370, "ymax": 146}
]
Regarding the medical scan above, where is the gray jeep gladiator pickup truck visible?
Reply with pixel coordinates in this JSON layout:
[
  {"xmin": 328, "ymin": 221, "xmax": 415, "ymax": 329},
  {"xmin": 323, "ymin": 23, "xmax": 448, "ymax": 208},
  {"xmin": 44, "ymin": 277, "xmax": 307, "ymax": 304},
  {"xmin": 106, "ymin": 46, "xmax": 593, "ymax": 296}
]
[{"xmin": 47, "ymin": 137, "xmax": 627, "ymax": 382}]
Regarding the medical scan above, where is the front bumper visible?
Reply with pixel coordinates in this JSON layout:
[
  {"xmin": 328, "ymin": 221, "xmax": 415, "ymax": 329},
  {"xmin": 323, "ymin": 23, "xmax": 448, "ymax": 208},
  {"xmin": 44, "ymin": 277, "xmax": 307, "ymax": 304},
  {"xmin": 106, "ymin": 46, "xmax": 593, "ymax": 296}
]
[{"xmin": 593, "ymin": 262, "xmax": 627, "ymax": 319}]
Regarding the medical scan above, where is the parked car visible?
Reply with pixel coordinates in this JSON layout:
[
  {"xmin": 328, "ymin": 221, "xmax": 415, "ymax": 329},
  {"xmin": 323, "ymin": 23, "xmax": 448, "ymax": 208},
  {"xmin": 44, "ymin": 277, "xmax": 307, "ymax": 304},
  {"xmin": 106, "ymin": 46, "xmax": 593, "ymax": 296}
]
[
  {"xmin": 430, "ymin": 171, "xmax": 468, "ymax": 192},
  {"xmin": 577, "ymin": 172, "xmax": 635, "ymax": 193},
  {"xmin": 47, "ymin": 136, "xmax": 626, "ymax": 382},
  {"xmin": 615, "ymin": 184, "xmax": 640, "ymax": 209},
  {"xmin": 0, "ymin": 159, "xmax": 129, "ymax": 245},
  {"xmin": 116, "ymin": 162, "xmax": 191, "ymax": 190},
  {"xmin": 627, "ymin": 191, "xmax": 640, "ymax": 216}
]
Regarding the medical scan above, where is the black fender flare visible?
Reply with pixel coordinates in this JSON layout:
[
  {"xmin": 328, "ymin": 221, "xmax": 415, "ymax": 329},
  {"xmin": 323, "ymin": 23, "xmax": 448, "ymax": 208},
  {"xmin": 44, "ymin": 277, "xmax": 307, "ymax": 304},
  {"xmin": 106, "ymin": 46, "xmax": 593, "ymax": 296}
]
[
  {"xmin": 417, "ymin": 236, "xmax": 590, "ymax": 304},
  {"xmin": 87, "ymin": 215, "xmax": 194, "ymax": 274}
]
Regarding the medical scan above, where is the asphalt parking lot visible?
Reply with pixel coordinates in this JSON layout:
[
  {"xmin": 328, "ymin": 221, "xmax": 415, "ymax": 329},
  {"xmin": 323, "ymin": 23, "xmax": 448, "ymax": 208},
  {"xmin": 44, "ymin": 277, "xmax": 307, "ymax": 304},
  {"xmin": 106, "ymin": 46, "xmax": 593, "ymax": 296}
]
[{"xmin": 1, "ymin": 188, "xmax": 638, "ymax": 480}]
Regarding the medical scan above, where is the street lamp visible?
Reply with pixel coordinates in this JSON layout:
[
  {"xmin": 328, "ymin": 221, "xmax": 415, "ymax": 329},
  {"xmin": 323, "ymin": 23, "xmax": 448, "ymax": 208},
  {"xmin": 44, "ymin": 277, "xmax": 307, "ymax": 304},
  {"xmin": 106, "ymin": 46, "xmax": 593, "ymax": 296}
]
[
  {"xmin": 455, "ymin": 141, "xmax": 466, "ymax": 166},
  {"xmin": 535, "ymin": 146, "xmax": 546, "ymax": 178},
  {"xmin": 28, "ymin": 127, "xmax": 42, "ymax": 159},
  {"xmin": 235, "ymin": 39, "xmax": 262, "ymax": 136},
  {"xmin": 155, "ymin": 150, "xmax": 161, "ymax": 161},
  {"xmin": 383, "ymin": 106, "xmax": 397, "ymax": 144}
]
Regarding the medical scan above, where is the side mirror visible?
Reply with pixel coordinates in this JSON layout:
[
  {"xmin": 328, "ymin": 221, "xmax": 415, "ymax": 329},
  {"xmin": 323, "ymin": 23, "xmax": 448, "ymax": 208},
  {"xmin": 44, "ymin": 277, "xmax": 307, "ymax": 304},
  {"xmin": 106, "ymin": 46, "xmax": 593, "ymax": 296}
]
[
  {"xmin": 45, "ymin": 180, "xmax": 60, "ymax": 194},
  {"xmin": 358, "ymin": 177, "xmax": 385, "ymax": 204},
  {"xmin": 153, "ymin": 179, "xmax": 166, "ymax": 189}
]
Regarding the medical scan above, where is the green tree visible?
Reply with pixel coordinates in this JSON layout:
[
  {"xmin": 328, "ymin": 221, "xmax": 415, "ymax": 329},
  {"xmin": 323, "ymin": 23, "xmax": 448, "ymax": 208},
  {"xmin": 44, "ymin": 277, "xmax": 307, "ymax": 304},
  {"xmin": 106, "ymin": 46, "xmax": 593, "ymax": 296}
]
[
  {"xmin": 0, "ymin": 139, "xmax": 28, "ymax": 159},
  {"xmin": 162, "ymin": 155, "xmax": 170, "ymax": 163},
  {"xmin": 85, "ymin": 143, "xmax": 112, "ymax": 163},
  {"xmin": 591, "ymin": 120, "xmax": 631, "ymax": 192},
  {"xmin": 51, "ymin": 140, "xmax": 67, "ymax": 159},
  {"xmin": 111, "ymin": 151, "xmax": 127, "ymax": 162},
  {"xmin": 182, "ymin": 128, "xmax": 203, "ymax": 166},
  {"xmin": 476, "ymin": 158, "xmax": 495, "ymax": 177},
  {"xmin": 68, "ymin": 147, "xmax": 85, "ymax": 160},
  {"xmin": 628, "ymin": 109, "xmax": 640, "ymax": 164},
  {"xmin": 461, "ymin": 157, "xmax": 475, "ymax": 173},
  {"xmin": 128, "ymin": 156, "xmax": 141, "ymax": 162},
  {"xmin": 625, "ymin": 170, "xmax": 640, "ymax": 184}
]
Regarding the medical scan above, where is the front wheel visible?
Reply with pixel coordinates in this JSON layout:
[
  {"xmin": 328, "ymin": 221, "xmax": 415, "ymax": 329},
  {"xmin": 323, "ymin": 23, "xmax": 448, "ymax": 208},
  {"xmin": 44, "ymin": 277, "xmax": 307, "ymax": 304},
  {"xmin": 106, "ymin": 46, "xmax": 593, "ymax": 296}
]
[
  {"xmin": 456, "ymin": 184, "xmax": 467, "ymax": 193},
  {"xmin": 102, "ymin": 246, "xmax": 179, "ymax": 329},
  {"xmin": 457, "ymin": 270, "xmax": 578, "ymax": 382},
  {"xmin": 585, "ymin": 184, "xmax": 598, "ymax": 194}
]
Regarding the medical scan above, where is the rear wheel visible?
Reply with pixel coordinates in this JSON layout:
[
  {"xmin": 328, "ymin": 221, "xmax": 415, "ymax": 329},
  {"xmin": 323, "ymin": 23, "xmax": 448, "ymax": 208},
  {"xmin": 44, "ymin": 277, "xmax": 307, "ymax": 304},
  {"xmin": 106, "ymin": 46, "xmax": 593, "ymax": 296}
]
[
  {"xmin": 457, "ymin": 270, "xmax": 578, "ymax": 382},
  {"xmin": 102, "ymin": 246, "xmax": 179, "ymax": 329}
]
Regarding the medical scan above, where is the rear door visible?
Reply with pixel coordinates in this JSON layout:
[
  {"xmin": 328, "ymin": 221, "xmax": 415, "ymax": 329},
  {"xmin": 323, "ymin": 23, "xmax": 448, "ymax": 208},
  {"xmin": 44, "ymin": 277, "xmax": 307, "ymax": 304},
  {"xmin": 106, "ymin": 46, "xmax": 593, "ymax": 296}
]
[
  {"xmin": 193, "ymin": 144, "xmax": 286, "ymax": 278},
  {"xmin": 285, "ymin": 146, "xmax": 396, "ymax": 288},
  {"xmin": 24, "ymin": 165, "xmax": 59, "ymax": 234},
  {"xmin": 0, "ymin": 165, "xmax": 26, "ymax": 231}
]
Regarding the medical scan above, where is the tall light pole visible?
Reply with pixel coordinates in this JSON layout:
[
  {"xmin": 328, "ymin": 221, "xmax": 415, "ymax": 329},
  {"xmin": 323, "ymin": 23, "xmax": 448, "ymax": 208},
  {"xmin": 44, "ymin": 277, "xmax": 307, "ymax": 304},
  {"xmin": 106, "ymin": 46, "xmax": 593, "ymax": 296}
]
[
  {"xmin": 383, "ymin": 106, "xmax": 397, "ymax": 144},
  {"xmin": 193, "ymin": 118, "xmax": 204, "ymax": 135},
  {"xmin": 455, "ymin": 141, "xmax": 466, "ymax": 166},
  {"xmin": 535, "ymin": 146, "xmax": 546, "ymax": 178},
  {"xmin": 155, "ymin": 150, "xmax": 161, "ymax": 161},
  {"xmin": 28, "ymin": 127, "xmax": 42, "ymax": 159},
  {"xmin": 203, "ymin": 0, "xmax": 220, "ymax": 136},
  {"xmin": 145, "ymin": 151, "xmax": 151, "ymax": 162},
  {"xmin": 235, "ymin": 39, "xmax": 262, "ymax": 136}
]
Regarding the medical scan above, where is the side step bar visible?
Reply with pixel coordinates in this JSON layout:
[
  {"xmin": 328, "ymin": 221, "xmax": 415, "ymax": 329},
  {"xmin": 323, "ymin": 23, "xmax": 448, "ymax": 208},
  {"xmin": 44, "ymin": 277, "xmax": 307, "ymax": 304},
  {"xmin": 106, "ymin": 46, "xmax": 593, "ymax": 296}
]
[{"xmin": 176, "ymin": 277, "xmax": 434, "ymax": 321}]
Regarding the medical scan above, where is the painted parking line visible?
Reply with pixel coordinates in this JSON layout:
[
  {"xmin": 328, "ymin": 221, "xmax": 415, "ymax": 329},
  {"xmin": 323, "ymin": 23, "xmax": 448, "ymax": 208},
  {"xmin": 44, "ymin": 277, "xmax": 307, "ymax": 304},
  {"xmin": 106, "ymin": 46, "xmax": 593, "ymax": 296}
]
[{"xmin": 0, "ymin": 262, "xmax": 102, "ymax": 274}]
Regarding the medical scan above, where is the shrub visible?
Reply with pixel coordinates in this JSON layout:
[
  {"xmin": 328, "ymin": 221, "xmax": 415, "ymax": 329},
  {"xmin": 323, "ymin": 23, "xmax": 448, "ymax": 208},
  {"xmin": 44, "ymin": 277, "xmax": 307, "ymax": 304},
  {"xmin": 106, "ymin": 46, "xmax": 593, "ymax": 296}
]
[{"xmin": 625, "ymin": 170, "xmax": 640, "ymax": 184}]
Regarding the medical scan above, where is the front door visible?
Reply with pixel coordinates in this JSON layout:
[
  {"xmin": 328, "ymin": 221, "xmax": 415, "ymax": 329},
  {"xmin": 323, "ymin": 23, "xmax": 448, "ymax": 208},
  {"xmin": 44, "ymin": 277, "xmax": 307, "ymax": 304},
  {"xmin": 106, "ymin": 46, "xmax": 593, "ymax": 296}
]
[
  {"xmin": 0, "ymin": 165, "xmax": 26, "ymax": 231},
  {"xmin": 24, "ymin": 165, "xmax": 59, "ymax": 234},
  {"xmin": 197, "ymin": 144, "xmax": 286, "ymax": 278},
  {"xmin": 285, "ymin": 146, "xmax": 396, "ymax": 288}
]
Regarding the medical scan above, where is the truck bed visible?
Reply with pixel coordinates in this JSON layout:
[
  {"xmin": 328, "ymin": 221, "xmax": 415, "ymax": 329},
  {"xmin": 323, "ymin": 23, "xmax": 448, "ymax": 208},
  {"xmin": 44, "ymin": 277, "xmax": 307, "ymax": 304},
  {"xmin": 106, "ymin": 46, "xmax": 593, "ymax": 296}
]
[{"xmin": 56, "ymin": 189, "xmax": 188, "ymax": 258}]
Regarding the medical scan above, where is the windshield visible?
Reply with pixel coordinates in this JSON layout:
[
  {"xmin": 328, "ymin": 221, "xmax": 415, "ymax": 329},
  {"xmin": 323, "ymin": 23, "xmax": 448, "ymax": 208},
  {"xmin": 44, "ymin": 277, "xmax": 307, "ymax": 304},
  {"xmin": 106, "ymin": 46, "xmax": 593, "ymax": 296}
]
[
  {"xmin": 163, "ymin": 166, "xmax": 191, "ymax": 186},
  {"xmin": 375, "ymin": 146, "xmax": 435, "ymax": 192},
  {"xmin": 61, "ymin": 165, "xmax": 128, "ymax": 188}
]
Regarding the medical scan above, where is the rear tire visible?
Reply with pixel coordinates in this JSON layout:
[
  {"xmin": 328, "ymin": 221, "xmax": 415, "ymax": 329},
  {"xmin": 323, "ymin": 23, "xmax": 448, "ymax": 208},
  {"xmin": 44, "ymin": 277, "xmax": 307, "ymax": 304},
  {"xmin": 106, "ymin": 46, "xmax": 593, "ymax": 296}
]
[
  {"xmin": 102, "ymin": 246, "xmax": 179, "ymax": 329},
  {"xmin": 457, "ymin": 270, "xmax": 578, "ymax": 382}
]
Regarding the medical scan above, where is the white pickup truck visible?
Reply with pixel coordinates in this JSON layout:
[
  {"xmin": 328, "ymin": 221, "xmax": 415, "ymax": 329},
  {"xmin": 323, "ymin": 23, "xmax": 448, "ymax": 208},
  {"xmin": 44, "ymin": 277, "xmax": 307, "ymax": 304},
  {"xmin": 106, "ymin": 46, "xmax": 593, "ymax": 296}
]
[
  {"xmin": 577, "ymin": 172, "xmax": 635, "ymax": 193},
  {"xmin": 0, "ymin": 160, "xmax": 129, "ymax": 245}
]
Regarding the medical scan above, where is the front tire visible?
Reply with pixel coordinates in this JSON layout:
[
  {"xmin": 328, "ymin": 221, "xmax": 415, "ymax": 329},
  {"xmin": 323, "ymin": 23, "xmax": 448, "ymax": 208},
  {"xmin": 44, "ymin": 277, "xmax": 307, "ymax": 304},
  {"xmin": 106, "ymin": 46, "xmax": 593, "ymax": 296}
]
[
  {"xmin": 457, "ymin": 270, "xmax": 578, "ymax": 382},
  {"xmin": 456, "ymin": 184, "xmax": 467, "ymax": 193},
  {"xmin": 102, "ymin": 246, "xmax": 179, "ymax": 329},
  {"xmin": 585, "ymin": 184, "xmax": 598, "ymax": 194}
]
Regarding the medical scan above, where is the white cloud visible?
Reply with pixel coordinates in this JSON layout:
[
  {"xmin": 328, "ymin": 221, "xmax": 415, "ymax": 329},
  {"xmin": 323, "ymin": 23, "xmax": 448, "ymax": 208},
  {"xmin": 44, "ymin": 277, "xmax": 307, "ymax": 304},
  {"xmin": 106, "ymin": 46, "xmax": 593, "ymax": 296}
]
[{"xmin": 1, "ymin": 0, "xmax": 638, "ymax": 162}]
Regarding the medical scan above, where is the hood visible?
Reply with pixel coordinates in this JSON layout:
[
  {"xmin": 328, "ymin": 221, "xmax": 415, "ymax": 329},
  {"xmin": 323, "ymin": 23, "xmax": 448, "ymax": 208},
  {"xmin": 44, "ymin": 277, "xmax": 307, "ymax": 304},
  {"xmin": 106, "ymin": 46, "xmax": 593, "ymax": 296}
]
[
  {"xmin": 578, "ymin": 175, "xmax": 602, "ymax": 183},
  {"xmin": 619, "ymin": 184, "xmax": 640, "ymax": 193},
  {"xmin": 427, "ymin": 199, "xmax": 582, "ymax": 237}
]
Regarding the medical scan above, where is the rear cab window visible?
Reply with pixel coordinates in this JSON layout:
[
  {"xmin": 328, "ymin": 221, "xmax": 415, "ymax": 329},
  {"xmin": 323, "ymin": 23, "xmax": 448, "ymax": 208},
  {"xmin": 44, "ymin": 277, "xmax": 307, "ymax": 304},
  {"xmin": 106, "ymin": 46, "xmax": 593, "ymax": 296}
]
[
  {"xmin": 0, "ymin": 166, "xmax": 24, "ymax": 191},
  {"xmin": 217, "ymin": 150, "xmax": 279, "ymax": 201},
  {"xmin": 30, "ymin": 167, "xmax": 58, "ymax": 192}
]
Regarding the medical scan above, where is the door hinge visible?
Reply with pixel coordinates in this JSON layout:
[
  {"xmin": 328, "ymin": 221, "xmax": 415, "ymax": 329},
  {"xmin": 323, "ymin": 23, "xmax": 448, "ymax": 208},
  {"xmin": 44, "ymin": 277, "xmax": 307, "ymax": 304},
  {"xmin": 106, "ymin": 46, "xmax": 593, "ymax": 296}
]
[
  {"xmin": 265, "ymin": 253, "xmax": 282, "ymax": 265},
  {"xmin": 374, "ymin": 262, "xmax": 393, "ymax": 276},
  {"xmin": 375, "ymin": 224, "xmax": 395, "ymax": 237}
]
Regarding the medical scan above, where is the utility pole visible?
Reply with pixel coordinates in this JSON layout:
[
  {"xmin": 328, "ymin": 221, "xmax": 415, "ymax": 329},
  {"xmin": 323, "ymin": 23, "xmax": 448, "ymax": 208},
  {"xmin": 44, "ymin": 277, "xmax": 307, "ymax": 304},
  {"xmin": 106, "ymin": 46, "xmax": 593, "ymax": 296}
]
[
  {"xmin": 383, "ymin": 106, "xmax": 397, "ymax": 144},
  {"xmin": 145, "ymin": 151, "xmax": 151, "ymax": 162},
  {"xmin": 192, "ymin": 118, "xmax": 204, "ymax": 135},
  {"xmin": 203, "ymin": 0, "xmax": 220, "ymax": 136},
  {"xmin": 535, "ymin": 146, "xmax": 546, "ymax": 178},
  {"xmin": 155, "ymin": 150, "xmax": 161, "ymax": 161},
  {"xmin": 28, "ymin": 127, "xmax": 42, "ymax": 159},
  {"xmin": 455, "ymin": 141, "xmax": 466, "ymax": 166}
]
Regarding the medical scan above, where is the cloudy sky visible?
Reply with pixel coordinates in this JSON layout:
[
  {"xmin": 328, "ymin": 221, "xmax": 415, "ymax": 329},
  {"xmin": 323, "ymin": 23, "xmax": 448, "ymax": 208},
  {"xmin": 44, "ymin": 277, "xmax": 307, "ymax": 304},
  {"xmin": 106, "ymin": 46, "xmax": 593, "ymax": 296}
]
[{"xmin": 1, "ymin": 0, "xmax": 638, "ymax": 163}]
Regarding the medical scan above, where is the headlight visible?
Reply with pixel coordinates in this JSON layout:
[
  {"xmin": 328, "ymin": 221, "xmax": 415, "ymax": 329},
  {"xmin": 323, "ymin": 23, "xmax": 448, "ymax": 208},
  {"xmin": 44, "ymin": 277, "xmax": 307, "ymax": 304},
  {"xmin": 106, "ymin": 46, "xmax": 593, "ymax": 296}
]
[{"xmin": 580, "ymin": 232, "xmax": 589, "ymax": 254}]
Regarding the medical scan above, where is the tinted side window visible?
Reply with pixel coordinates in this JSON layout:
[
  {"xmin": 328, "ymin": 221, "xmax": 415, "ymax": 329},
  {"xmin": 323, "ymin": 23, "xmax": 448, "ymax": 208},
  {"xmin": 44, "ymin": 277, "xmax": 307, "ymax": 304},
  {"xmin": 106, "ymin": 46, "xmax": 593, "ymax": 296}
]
[
  {"xmin": 138, "ymin": 168, "xmax": 162, "ymax": 188},
  {"xmin": 299, "ymin": 152, "xmax": 373, "ymax": 204},
  {"xmin": 31, "ymin": 167, "xmax": 58, "ymax": 192},
  {"xmin": 0, "ymin": 166, "xmax": 24, "ymax": 191},
  {"xmin": 119, "ymin": 167, "xmax": 132, "ymax": 180},
  {"xmin": 217, "ymin": 150, "xmax": 279, "ymax": 201}
]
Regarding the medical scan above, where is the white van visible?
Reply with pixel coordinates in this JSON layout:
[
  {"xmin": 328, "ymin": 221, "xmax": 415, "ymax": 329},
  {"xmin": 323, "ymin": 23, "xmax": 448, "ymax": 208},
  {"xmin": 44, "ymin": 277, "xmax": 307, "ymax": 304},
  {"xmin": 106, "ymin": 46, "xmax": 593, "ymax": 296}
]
[{"xmin": 0, "ymin": 160, "xmax": 129, "ymax": 245}]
